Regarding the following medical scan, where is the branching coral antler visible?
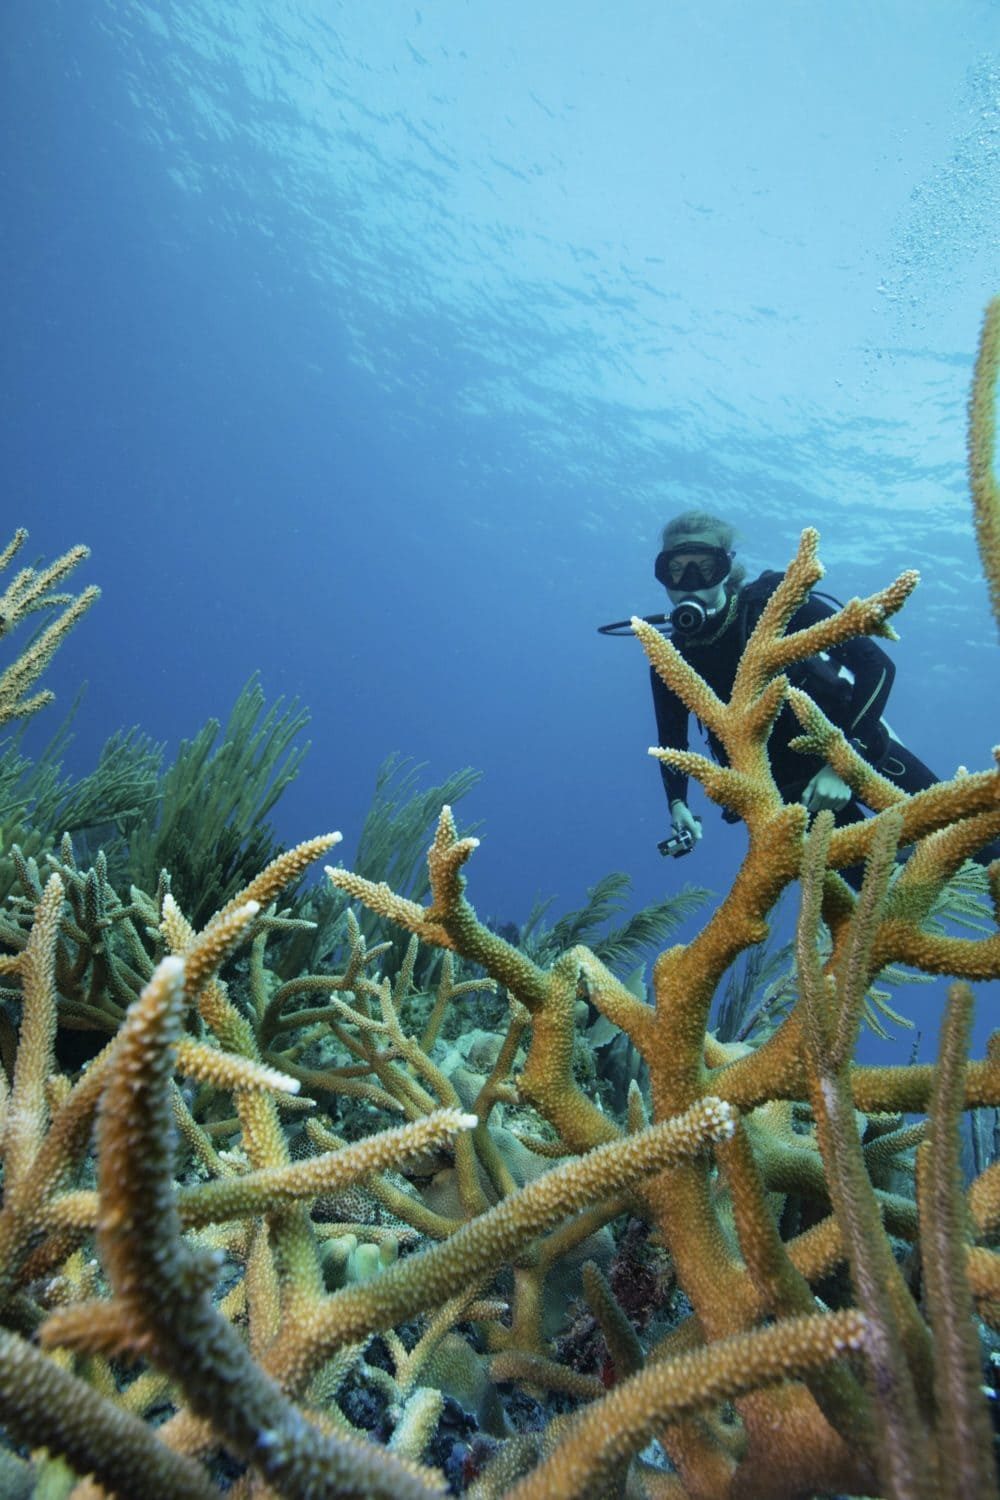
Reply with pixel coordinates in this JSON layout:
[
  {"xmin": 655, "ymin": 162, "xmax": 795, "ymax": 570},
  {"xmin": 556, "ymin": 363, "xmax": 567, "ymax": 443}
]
[
  {"xmin": 42, "ymin": 944, "xmax": 449, "ymax": 1500},
  {"xmin": 263, "ymin": 1096, "xmax": 737, "ymax": 1394},
  {"xmin": 0, "ymin": 529, "xmax": 99, "ymax": 727},
  {"xmin": 969, "ymin": 295, "xmax": 1000, "ymax": 635},
  {"xmin": 329, "ymin": 808, "xmax": 650, "ymax": 1151},
  {"xmin": 636, "ymin": 528, "xmax": 918, "ymax": 852}
]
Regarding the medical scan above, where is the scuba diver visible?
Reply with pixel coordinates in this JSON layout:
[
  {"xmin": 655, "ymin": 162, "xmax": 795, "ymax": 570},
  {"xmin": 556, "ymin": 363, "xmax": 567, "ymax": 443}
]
[{"xmin": 599, "ymin": 510, "xmax": 1000, "ymax": 888}]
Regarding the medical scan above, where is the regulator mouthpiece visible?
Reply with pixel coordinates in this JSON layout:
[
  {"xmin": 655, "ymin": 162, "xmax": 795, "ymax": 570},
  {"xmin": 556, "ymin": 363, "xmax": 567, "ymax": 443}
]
[{"xmin": 670, "ymin": 598, "xmax": 710, "ymax": 635}]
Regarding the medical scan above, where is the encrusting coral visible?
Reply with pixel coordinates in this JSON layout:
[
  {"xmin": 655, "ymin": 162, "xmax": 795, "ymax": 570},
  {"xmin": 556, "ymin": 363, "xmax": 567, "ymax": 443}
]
[{"xmin": 0, "ymin": 301, "xmax": 998, "ymax": 1498}]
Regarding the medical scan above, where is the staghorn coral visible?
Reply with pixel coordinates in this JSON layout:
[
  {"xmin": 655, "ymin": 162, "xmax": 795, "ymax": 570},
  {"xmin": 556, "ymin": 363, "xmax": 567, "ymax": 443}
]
[
  {"xmin": 0, "ymin": 530, "xmax": 99, "ymax": 729},
  {"xmin": 0, "ymin": 307, "xmax": 998, "ymax": 1499},
  {"xmin": 969, "ymin": 295, "xmax": 1000, "ymax": 635}
]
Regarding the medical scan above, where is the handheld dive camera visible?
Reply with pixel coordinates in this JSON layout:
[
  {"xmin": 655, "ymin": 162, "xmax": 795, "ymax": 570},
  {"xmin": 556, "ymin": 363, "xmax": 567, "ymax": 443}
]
[{"xmin": 658, "ymin": 827, "xmax": 696, "ymax": 859}]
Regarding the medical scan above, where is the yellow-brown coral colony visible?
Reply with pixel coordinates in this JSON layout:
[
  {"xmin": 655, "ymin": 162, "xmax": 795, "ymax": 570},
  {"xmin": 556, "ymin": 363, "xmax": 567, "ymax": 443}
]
[{"xmin": 0, "ymin": 300, "xmax": 997, "ymax": 1499}]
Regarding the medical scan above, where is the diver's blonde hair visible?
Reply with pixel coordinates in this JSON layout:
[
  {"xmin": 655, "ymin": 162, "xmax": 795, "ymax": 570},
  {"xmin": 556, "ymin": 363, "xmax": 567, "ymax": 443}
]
[{"xmin": 659, "ymin": 511, "xmax": 746, "ymax": 590}]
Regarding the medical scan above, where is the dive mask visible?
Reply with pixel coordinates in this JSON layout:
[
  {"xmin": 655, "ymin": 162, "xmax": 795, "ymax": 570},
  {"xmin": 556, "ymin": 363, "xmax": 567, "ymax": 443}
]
[{"xmin": 654, "ymin": 545, "xmax": 733, "ymax": 592}]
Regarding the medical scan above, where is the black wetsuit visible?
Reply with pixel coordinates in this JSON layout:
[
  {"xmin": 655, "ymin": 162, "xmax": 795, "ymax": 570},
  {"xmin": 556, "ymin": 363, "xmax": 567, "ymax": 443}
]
[{"xmin": 651, "ymin": 572, "xmax": 1000, "ymax": 885}]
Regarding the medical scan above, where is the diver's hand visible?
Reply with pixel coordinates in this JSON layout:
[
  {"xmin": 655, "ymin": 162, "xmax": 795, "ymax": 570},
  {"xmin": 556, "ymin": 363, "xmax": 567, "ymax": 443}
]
[
  {"xmin": 670, "ymin": 799, "xmax": 703, "ymax": 842},
  {"xmin": 801, "ymin": 767, "xmax": 852, "ymax": 813}
]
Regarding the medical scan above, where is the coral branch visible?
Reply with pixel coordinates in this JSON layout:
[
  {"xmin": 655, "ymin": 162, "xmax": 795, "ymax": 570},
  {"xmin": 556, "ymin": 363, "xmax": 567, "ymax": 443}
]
[
  {"xmin": 505, "ymin": 1309, "xmax": 867, "ymax": 1500},
  {"xmin": 968, "ymin": 295, "xmax": 1000, "ymax": 635},
  {"xmin": 43, "ymin": 955, "xmax": 445, "ymax": 1500}
]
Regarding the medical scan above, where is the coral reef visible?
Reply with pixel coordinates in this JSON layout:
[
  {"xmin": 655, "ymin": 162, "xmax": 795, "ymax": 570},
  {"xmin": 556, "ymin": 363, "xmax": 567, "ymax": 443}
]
[{"xmin": 0, "ymin": 301, "xmax": 997, "ymax": 1497}]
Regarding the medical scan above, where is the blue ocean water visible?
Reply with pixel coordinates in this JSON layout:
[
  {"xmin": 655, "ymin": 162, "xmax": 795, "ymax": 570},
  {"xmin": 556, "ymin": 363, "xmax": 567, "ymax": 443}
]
[{"xmin": 2, "ymin": 1, "xmax": 998, "ymax": 1059}]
